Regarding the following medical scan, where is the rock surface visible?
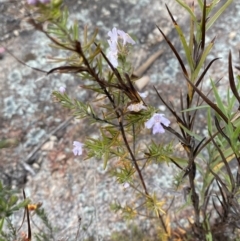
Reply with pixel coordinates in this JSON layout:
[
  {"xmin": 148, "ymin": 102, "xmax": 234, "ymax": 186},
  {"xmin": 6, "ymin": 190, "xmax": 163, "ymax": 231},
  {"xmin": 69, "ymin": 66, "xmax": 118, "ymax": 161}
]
[{"xmin": 0, "ymin": 0, "xmax": 240, "ymax": 240}]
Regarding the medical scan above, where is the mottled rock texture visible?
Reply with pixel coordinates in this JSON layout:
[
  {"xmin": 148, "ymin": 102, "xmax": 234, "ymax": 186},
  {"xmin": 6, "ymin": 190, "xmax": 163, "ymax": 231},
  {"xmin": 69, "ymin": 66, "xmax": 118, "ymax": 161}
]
[{"xmin": 0, "ymin": 0, "xmax": 240, "ymax": 239}]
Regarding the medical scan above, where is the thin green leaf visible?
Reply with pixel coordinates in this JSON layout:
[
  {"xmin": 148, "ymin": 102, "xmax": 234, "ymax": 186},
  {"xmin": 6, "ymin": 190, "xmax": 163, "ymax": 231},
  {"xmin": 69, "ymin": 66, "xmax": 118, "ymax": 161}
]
[
  {"xmin": 184, "ymin": 76, "xmax": 228, "ymax": 123},
  {"xmin": 166, "ymin": 5, "xmax": 194, "ymax": 71},
  {"xmin": 201, "ymin": 0, "xmax": 207, "ymax": 50},
  {"xmin": 205, "ymin": 0, "xmax": 221, "ymax": 17},
  {"xmin": 209, "ymin": 131, "xmax": 235, "ymax": 191},
  {"xmin": 197, "ymin": 0, "xmax": 203, "ymax": 10},
  {"xmin": 195, "ymin": 58, "xmax": 219, "ymax": 88},
  {"xmin": 232, "ymin": 123, "xmax": 240, "ymax": 141},
  {"xmin": 210, "ymin": 79, "xmax": 228, "ymax": 117},
  {"xmin": 178, "ymin": 123, "xmax": 202, "ymax": 141},
  {"xmin": 73, "ymin": 21, "xmax": 79, "ymax": 41},
  {"xmin": 191, "ymin": 39, "xmax": 215, "ymax": 82},
  {"xmin": 181, "ymin": 105, "xmax": 209, "ymax": 112},
  {"xmin": 83, "ymin": 29, "xmax": 98, "ymax": 49},
  {"xmin": 175, "ymin": 0, "xmax": 198, "ymax": 24},
  {"xmin": 206, "ymin": 0, "xmax": 233, "ymax": 31},
  {"xmin": 189, "ymin": 6, "xmax": 194, "ymax": 69},
  {"xmin": 103, "ymin": 151, "xmax": 109, "ymax": 170},
  {"xmin": 207, "ymin": 108, "xmax": 213, "ymax": 135},
  {"xmin": 0, "ymin": 219, "xmax": 4, "ymax": 233},
  {"xmin": 228, "ymin": 51, "xmax": 240, "ymax": 104}
]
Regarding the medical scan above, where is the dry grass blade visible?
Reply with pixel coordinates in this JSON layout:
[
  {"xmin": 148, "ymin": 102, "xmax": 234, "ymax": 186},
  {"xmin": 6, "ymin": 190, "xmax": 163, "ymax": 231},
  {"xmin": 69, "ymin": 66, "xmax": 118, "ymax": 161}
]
[
  {"xmin": 134, "ymin": 49, "xmax": 164, "ymax": 76},
  {"xmin": 209, "ymin": 130, "xmax": 235, "ymax": 192},
  {"xmin": 216, "ymin": 181, "xmax": 228, "ymax": 215},
  {"xmin": 195, "ymin": 58, "xmax": 219, "ymax": 88},
  {"xmin": 156, "ymin": 25, "xmax": 189, "ymax": 78},
  {"xmin": 165, "ymin": 4, "xmax": 177, "ymax": 25},
  {"xmin": 201, "ymin": 184, "xmax": 213, "ymax": 215},
  {"xmin": 96, "ymin": 44, "xmax": 128, "ymax": 92},
  {"xmin": 193, "ymin": 137, "xmax": 206, "ymax": 158},
  {"xmin": 212, "ymin": 197, "xmax": 223, "ymax": 219},
  {"xmin": 214, "ymin": 116, "xmax": 231, "ymax": 144},
  {"xmin": 163, "ymin": 125, "xmax": 189, "ymax": 145},
  {"xmin": 201, "ymin": 0, "xmax": 207, "ymax": 50},
  {"xmin": 23, "ymin": 190, "xmax": 31, "ymax": 241},
  {"xmin": 193, "ymin": 36, "xmax": 201, "ymax": 66},
  {"xmin": 228, "ymin": 51, "xmax": 240, "ymax": 105},
  {"xmin": 180, "ymin": 91, "xmax": 187, "ymax": 127},
  {"xmin": 209, "ymin": 168, "xmax": 232, "ymax": 199},
  {"xmin": 124, "ymin": 73, "xmax": 142, "ymax": 103},
  {"xmin": 154, "ymin": 86, "xmax": 185, "ymax": 126},
  {"xmin": 3, "ymin": 46, "xmax": 47, "ymax": 74},
  {"xmin": 47, "ymin": 66, "xmax": 89, "ymax": 75},
  {"xmin": 184, "ymin": 76, "xmax": 228, "ymax": 123},
  {"xmin": 169, "ymin": 157, "xmax": 183, "ymax": 170}
]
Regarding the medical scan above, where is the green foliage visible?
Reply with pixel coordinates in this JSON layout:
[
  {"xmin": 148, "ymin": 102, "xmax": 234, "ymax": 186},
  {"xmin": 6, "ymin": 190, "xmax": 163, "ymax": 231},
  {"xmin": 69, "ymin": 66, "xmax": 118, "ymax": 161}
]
[
  {"xmin": 0, "ymin": 139, "xmax": 19, "ymax": 149},
  {"xmin": 85, "ymin": 127, "xmax": 121, "ymax": 168},
  {"xmin": 34, "ymin": 208, "xmax": 55, "ymax": 240},
  {"xmin": 0, "ymin": 182, "xmax": 29, "ymax": 224},
  {"xmin": 145, "ymin": 141, "xmax": 174, "ymax": 164},
  {"xmin": 111, "ymin": 160, "xmax": 135, "ymax": 184},
  {"xmin": 0, "ymin": 182, "xmax": 30, "ymax": 240},
  {"xmin": 109, "ymin": 224, "xmax": 159, "ymax": 241}
]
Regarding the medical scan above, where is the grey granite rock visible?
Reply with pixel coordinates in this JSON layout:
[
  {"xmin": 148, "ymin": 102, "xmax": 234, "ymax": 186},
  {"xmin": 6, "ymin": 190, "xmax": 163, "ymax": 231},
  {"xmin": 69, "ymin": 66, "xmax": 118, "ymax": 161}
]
[{"xmin": 0, "ymin": 0, "xmax": 239, "ymax": 240}]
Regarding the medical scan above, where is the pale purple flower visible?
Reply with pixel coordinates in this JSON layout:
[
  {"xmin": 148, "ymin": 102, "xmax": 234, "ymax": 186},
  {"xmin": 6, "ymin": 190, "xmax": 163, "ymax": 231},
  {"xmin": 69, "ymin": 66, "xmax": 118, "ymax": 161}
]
[
  {"xmin": 27, "ymin": 0, "xmax": 38, "ymax": 4},
  {"xmin": 72, "ymin": 141, "xmax": 84, "ymax": 156},
  {"xmin": 27, "ymin": 0, "xmax": 50, "ymax": 4},
  {"xmin": 107, "ymin": 39, "xmax": 118, "ymax": 52},
  {"xmin": 145, "ymin": 113, "xmax": 170, "ymax": 134},
  {"xmin": 107, "ymin": 39, "xmax": 118, "ymax": 67},
  {"xmin": 59, "ymin": 86, "xmax": 66, "ymax": 94},
  {"xmin": 107, "ymin": 50, "xmax": 118, "ymax": 68},
  {"xmin": 138, "ymin": 91, "xmax": 148, "ymax": 99},
  {"xmin": 39, "ymin": 0, "xmax": 50, "ymax": 3},
  {"xmin": 108, "ymin": 27, "xmax": 118, "ymax": 44},
  {"xmin": 123, "ymin": 182, "xmax": 130, "ymax": 189},
  {"xmin": 117, "ymin": 30, "xmax": 135, "ymax": 45},
  {"xmin": 107, "ymin": 27, "xmax": 135, "ymax": 68},
  {"xmin": 0, "ymin": 47, "xmax": 5, "ymax": 54},
  {"xmin": 127, "ymin": 102, "xmax": 146, "ymax": 112}
]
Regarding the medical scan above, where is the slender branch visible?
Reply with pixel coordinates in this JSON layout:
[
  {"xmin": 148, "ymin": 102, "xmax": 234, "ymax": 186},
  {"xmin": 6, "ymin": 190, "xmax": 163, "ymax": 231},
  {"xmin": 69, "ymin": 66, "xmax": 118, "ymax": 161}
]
[
  {"xmin": 132, "ymin": 124, "xmax": 136, "ymax": 156},
  {"xmin": 76, "ymin": 41, "xmax": 149, "ymax": 194},
  {"xmin": 118, "ymin": 117, "xmax": 148, "ymax": 194}
]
